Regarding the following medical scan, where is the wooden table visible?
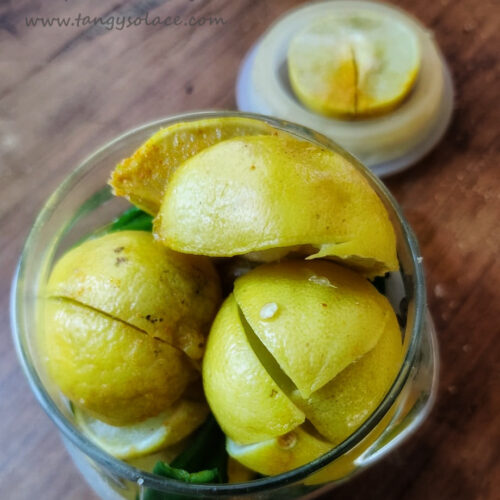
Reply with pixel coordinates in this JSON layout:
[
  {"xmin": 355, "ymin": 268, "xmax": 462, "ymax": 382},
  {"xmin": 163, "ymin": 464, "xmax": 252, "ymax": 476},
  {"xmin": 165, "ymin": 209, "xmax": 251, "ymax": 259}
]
[{"xmin": 0, "ymin": 1, "xmax": 498, "ymax": 498}]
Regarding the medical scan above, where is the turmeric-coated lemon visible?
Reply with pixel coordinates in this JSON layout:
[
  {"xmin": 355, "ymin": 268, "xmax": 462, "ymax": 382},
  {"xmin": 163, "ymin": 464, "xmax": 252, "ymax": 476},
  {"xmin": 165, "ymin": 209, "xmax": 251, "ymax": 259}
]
[
  {"xmin": 155, "ymin": 135, "xmax": 397, "ymax": 278},
  {"xmin": 288, "ymin": 13, "xmax": 420, "ymax": 117},
  {"xmin": 110, "ymin": 117, "xmax": 280, "ymax": 214}
]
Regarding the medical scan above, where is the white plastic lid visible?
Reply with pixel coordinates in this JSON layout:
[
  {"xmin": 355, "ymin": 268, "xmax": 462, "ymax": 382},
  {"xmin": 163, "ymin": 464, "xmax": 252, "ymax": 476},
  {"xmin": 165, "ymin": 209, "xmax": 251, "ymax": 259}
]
[{"xmin": 236, "ymin": 0, "xmax": 454, "ymax": 177}]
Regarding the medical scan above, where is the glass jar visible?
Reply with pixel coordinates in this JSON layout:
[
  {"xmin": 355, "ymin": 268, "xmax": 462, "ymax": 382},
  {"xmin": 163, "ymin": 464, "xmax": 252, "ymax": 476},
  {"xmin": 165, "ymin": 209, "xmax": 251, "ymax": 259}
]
[{"xmin": 11, "ymin": 111, "xmax": 438, "ymax": 499}]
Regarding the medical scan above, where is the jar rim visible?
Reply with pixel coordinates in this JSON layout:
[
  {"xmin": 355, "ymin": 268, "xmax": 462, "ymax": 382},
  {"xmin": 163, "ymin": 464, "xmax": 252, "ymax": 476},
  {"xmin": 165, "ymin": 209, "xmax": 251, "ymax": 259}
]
[{"xmin": 11, "ymin": 110, "xmax": 426, "ymax": 495}]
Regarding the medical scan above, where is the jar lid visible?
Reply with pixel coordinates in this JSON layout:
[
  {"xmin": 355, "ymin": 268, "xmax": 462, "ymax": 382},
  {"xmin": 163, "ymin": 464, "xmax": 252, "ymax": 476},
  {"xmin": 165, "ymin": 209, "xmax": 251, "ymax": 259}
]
[{"xmin": 236, "ymin": 0, "xmax": 454, "ymax": 177}]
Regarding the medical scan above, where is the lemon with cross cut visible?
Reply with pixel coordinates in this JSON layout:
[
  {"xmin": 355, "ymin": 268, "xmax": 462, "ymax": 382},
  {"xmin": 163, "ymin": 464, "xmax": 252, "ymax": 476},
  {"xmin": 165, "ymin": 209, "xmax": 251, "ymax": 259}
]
[
  {"xmin": 42, "ymin": 231, "xmax": 221, "ymax": 426},
  {"xmin": 202, "ymin": 260, "xmax": 403, "ymax": 477}
]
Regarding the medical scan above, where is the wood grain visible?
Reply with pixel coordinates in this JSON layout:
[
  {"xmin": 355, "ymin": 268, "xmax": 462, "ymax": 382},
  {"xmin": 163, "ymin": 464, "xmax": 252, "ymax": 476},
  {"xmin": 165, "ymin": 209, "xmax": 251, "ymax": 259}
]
[{"xmin": 0, "ymin": 0, "xmax": 498, "ymax": 498}]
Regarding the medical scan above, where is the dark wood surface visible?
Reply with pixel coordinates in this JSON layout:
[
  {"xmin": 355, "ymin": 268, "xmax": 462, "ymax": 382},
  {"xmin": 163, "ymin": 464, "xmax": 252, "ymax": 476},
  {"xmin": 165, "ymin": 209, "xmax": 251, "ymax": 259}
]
[{"xmin": 1, "ymin": 1, "xmax": 498, "ymax": 498}]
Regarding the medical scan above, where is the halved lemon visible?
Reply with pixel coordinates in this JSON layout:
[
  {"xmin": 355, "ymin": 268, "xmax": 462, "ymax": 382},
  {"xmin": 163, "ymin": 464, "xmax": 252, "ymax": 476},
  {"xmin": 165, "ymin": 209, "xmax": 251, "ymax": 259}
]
[
  {"xmin": 109, "ymin": 117, "xmax": 280, "ymax": 214},
  {"xmin": 74, "ymin": 398, "xmax": 209, "ymax": 459},
  {"xmin": 288, "ymin": 12, "xmax": 421, "ymax": 118}
]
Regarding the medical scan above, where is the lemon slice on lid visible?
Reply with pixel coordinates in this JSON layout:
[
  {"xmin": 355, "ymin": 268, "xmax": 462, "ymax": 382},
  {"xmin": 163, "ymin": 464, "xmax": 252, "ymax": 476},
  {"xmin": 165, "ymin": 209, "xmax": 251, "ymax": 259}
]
[
  {"xmin": 288, "ymin": 12, "xmax": 421, "ymax": 118},
  {"xmin": 236, "ymin": 0, "xmax": 453, "ymax": 175}
]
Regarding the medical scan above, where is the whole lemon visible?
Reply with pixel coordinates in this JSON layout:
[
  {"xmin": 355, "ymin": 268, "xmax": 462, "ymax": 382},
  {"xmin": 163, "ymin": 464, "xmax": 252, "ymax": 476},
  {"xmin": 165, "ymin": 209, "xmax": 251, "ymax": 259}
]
[{"xmin": 42, "ymin": 231, "xmax": 221, "ymax": 425}]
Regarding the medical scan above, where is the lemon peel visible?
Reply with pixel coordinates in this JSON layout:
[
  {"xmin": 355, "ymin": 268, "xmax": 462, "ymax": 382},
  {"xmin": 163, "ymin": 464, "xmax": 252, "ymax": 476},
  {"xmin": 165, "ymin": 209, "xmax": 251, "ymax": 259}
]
[
  {"xmin": 46, "ymin": 231, "xmax": 221, "ymax": 359},
  {"xmin": 202, "ymin": 296, "xmax": 305, "ymax": 445},
  {"xmin": 42, "ymin": 298, "xmax": 196, "ymax": 425}
]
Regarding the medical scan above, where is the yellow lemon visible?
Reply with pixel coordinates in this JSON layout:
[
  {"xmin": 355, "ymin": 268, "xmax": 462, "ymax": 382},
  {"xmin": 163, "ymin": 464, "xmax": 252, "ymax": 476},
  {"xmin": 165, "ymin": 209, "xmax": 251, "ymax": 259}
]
[
  {"xmin": 202, "ymin": 296, "xmax": 305, "ymax": 445},
  {"xmin": 74, "ymin": 395, "xmax": 209, "ymax": 459},
  {"xmin": 227, "ymin": 426, "xmax": 331, "ymax": 477},
  {"xmin": 203, "ymin": 259, "xmax": 403, "ymax": 476},
  {"xmin": 109, "ymin": 117, "xmax": 280, "ymax": 214},
  {"xmin": 227, "ymin": 458, "xmax": 256, "ymax": 483},
  {"xmin": 42, "ymin": 298, "xmax": 196, "ymax": 425},
  {"xmin": 288, "ymin": 13, "xmax": 420, "ymax": 118},
  {"xmin": 155, "ymin": 135, "xmax": 397, "ymax": 278},
  {"xmin": 43, "ymin": 231, "xmax": 221, "ymax": 425},
  {"xmin": 289, "ymin": 310, "xmax": 403, "ymax": 445},
  {"xmin": 228, "ymin": 406, "xmax": 398, "ymax": 485},
  {"xmin": 233, "ymin": 261, "xmax": 393, "ymax": 398},
  {"xmin": 46, "ymin": 231, "xmax": 221, "ymax": 360}
]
